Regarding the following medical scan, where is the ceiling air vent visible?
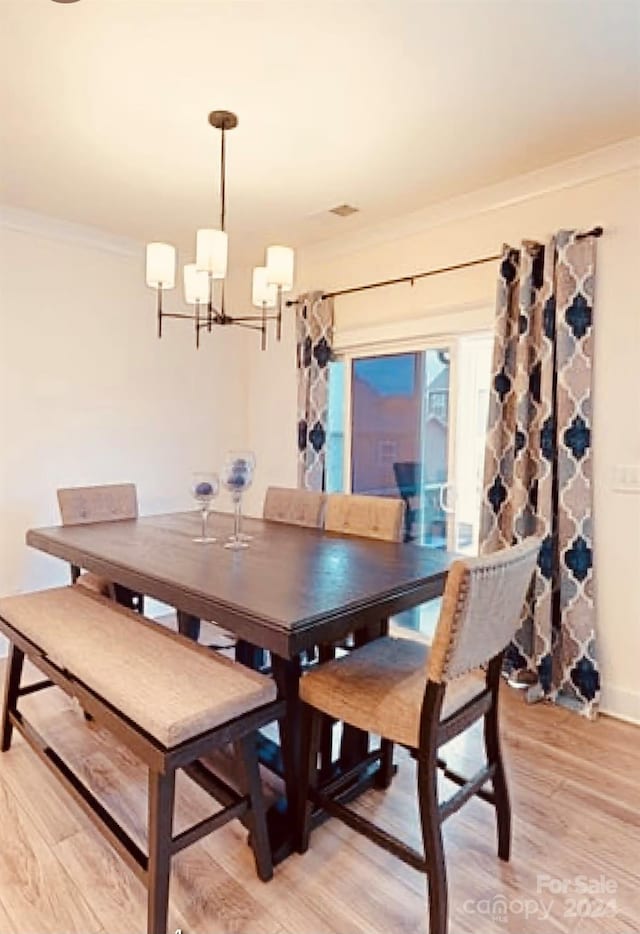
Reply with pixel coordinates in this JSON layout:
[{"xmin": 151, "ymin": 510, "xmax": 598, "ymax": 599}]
[{"xmin": 329, "ymin": 204, "xmax": 359, "ymax": 217}]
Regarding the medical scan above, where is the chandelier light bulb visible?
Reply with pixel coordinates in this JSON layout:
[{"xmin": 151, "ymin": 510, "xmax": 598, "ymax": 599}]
[
  {"xmin": 252, "ymin": 267, "xmax": 278, "ymax": 309},
  {"xmin": 146, "ymin": 243, "xmax": 176, "ymax": 289},
  {"xmin": 266, "ymin": 245, "xmax": 295, "ymax": 291},
  {"xmin": 184, "ymin": 264, "xmax": 210, "ymax": 305},
  {"xmin": 195, "ymin": 229, "xmax": 228, "ymax": 279}
]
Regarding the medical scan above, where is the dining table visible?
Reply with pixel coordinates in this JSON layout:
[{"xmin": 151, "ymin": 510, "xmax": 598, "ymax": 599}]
[{"xmin": 26, "ymin": 509, "xmax": 456, "ymax": 862}]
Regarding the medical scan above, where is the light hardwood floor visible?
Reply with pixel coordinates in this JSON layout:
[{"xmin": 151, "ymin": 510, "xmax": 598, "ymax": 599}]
[{"xmin": 0, "ymin": 657, "xmax": 638, "ymax": 934}]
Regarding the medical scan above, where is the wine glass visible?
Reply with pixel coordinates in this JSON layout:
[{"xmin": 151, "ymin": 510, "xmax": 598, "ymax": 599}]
[
  {"xmin": 221, "ymin": 451, "xmax": 255, "ymax": 550},
  {"xmin": 190, "ymin": 472, "xmax": 220, "ymax": 543},
  {"xmin": 235, "ymin": 450, "xmax": 257, "ymax": 542}
]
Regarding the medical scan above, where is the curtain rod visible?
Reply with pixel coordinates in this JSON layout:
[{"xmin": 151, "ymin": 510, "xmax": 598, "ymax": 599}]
[{"xmin": 286, "ymin": 226, "xmax": 603, "ymax": 305}]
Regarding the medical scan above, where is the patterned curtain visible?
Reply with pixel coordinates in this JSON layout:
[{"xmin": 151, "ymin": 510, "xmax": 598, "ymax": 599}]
[
  {"xmin": 480, "ymin": 231, "xmax": 599, "ymax": 717},
  {"xmin": 297, "ymin": 291, "xmax": 334, "ymax": 491}
]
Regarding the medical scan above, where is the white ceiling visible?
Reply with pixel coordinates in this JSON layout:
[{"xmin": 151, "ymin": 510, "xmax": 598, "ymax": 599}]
[{"xmin": 1, "ymin": 0, "xmax": 639, "ymax": 265}]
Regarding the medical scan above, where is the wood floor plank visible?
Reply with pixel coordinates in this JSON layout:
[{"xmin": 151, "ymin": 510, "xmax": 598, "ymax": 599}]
[
  {"xmin": 54, "ymin": 829, "xmax": 188, "ymax": 934},
  {"xmin": 0, "ymin": 893, "xmax": 17, "ymax": 934},
  {"xmin": 0, "ymin": 777, "xmax": 103, "ymax": 934},
  {"xmin": 203, "ymin": 819, "xmax": 403, "ymax": 934},
  {"xmin": 170, "ymin": 844, "xmax": 284, "ymax": 934},
  {"xmin": 0, "ymin": 741, "xmax": 83, "ymax": 846},
  {"xmin": 1, "ymin": 661, "xmax": 639, "ymax": 934}
]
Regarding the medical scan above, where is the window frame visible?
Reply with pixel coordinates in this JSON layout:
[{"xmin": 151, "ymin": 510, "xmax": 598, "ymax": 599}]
[{"xmin": 330, "ymin": 318, "xmax": 493, "ymax": 552}]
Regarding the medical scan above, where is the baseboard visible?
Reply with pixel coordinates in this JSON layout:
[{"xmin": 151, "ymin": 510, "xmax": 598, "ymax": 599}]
[{"xmin": 600, "ymin": 684, "xmax": 640, "ymax": 725}]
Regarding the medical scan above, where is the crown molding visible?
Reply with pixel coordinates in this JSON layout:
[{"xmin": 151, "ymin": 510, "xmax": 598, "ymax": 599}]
[
  {"xmin": 0, "ymin": 205, "xmax": 144, "ymax": 258},
  {"xmin": 301, "ymin": 136, "xmax": 640, "ymax": 263}
]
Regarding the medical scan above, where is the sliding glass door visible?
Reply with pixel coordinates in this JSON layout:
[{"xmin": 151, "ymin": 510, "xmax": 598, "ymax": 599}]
[{"xmin": 327, "ymin": 333, "xmax": 492, "ymax": 553}]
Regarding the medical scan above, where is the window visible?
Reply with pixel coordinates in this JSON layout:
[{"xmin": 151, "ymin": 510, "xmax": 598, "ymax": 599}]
[{"xmin": 326, "ymin": 332, "xmax": 493, "ymax": 552}]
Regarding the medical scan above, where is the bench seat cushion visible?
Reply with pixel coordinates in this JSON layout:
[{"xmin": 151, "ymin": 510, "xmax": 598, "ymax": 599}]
[{"xmin": 0, "ymin": 587, "xmax": 276, "ymax": 749}]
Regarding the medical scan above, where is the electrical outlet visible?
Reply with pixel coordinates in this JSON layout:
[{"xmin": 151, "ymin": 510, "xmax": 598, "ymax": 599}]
[{"xmin": 612, "ymin": 464, "xmax": 640, "ymax": 493}]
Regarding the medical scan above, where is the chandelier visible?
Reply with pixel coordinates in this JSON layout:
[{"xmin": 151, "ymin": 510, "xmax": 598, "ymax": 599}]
[{"xmin": 145, "ymin": 111, "xmax": 295, "ymax": 350}]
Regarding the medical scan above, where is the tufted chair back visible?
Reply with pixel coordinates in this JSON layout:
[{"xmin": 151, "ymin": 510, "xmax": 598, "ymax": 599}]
[
  {"xmin": 263, "ymin": 486, "xmax": 326, "ymax": 529},
  {"xmin": 427, "ymin": 537, "xmax": 542, "ymax": 682},
  {"xmin": 324, "ymin": 493, "xmax": 405, "ymax": 543}
]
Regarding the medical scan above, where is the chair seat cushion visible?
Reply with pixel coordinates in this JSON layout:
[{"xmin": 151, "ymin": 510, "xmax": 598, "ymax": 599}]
[
  {"xmin": 299, "ymin": 636, "xmax": 484, "ymax": 748},
  {"xmin": 0, "ymin": 587, "xmax": 276, "ymax": 749}
]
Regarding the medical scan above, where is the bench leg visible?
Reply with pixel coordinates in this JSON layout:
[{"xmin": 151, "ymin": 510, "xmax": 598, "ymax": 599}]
[
  {"xmin": 1, "ymin": 644, "xmax": 24, "ymax": 752},
  {"xmin": 147, "ymin": 769, "xmax": 175, "ymax": 934},
  {"xmin": 235, "ymin": 733, "xmax": 273, "ymax": 882}
]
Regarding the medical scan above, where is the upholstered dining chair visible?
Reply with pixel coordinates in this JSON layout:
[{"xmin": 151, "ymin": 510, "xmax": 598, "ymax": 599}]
[
  {"xmin": 57, "ymin": 483, "xmax": 144, "ymax": 613},
  {"xmin": 319, "ymin": 492, "xmax": 406, "ymax": 778},
  {"xmin": 324, "ymin": 492, "xmax": 405, "ymax": 543},
  {"xmin": 297, "ymin": 536, "xmax": 541, "ymax": 934},
  {"xmin": 263, "ymin": 485, "xmax": 326, "ymax": 528}
]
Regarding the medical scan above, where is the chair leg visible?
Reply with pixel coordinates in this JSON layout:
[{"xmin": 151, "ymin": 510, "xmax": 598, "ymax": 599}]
[
  {"xmin": 318, "ymin": 644, "xmax": 336, "ymax": 780},
  {"xmin": 1, "ymin": 644, "xmax": 24, "ymax": 752},
  {"xmin": 234, "ymin": 733, "xmax": 273, "ymax": 882},
  {"xmin": 417, "ymin": 752, "xmax": 448, "ymax": 934},
  {"xmin": 484, "ymin": 694, "xmax": 511, "ymax": 861},
  {"xmin": 375, "ymin": 739, "xmax": 395, "ymax": 789},
  {"xmin": 147, "ymin": 769, "xmax": 175, "ymax": 934},
  {"xmin": 296, "ymin": 702, "xmax": 322, "ymax": 854}
]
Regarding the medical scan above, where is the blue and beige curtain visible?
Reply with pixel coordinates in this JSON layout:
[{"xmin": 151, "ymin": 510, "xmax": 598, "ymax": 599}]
[
  {"xmin": 296, "ymin": 291, "xmax": 334, "ymax": 491},
  {"xmin": 480, "ymin": 231, "xmax": 599, "ymax": 717}
]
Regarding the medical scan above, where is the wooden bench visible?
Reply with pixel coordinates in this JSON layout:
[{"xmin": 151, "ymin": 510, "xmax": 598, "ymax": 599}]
[{"xmin": 0, "ymin": 586, "xmax": 285, "ymax": 934}]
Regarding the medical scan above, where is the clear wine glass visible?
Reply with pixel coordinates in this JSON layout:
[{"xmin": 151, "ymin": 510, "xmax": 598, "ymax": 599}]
[
  {"xmin": 190, "ymin": 472, "xmax": 220, "ymax": 543},
  {"xmin": 221, "ymin": 451, "xmax": 255, "ymax": 550},
  {"xmin": 235, "ymin": 450, "xmax": 257, "ymax": 542}
]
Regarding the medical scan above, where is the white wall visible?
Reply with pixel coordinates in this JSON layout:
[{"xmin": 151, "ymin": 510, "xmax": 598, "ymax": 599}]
[
  {"xmin": 247, "ymin": 139, "xmax": 640, "ymax": 722},
  {"xmin": 0, "ymin": 214, "xmax": 249, "ymax": 620}
]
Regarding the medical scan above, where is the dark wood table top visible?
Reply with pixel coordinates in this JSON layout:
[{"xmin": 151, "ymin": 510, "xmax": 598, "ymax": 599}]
[{"xmin": 27, "ymin": 511, "xmax": 456, "ymax": 657}]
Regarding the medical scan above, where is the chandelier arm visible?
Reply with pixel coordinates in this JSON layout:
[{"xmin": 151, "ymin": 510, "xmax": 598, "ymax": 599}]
[
  {"xmin": 230, "ymin": 314, "xmax": 277, "ymax": 323},
  {"xmin": 276, "ymin": 287, "xmax": 283, "ymax": 340},
  {"xmin": 156, "ymin": 288, "xmax": 163, "ymax": 339},
  {"xmin": 230, "ymin": 322, "xmax": 266, "ymax": 332},
  {"xmin": 161, "ymin": 312, "xmax": 200, "ymax": 321}
]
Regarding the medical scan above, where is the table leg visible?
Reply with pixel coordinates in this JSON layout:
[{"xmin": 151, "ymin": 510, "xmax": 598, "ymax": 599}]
[
  {"xmin": 177, "ymin": 610, "xmax": 201, "ymax": 642},
  {"xmin": 267, "ymin": 653, "xmax": 302, "ymax": 863}
]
